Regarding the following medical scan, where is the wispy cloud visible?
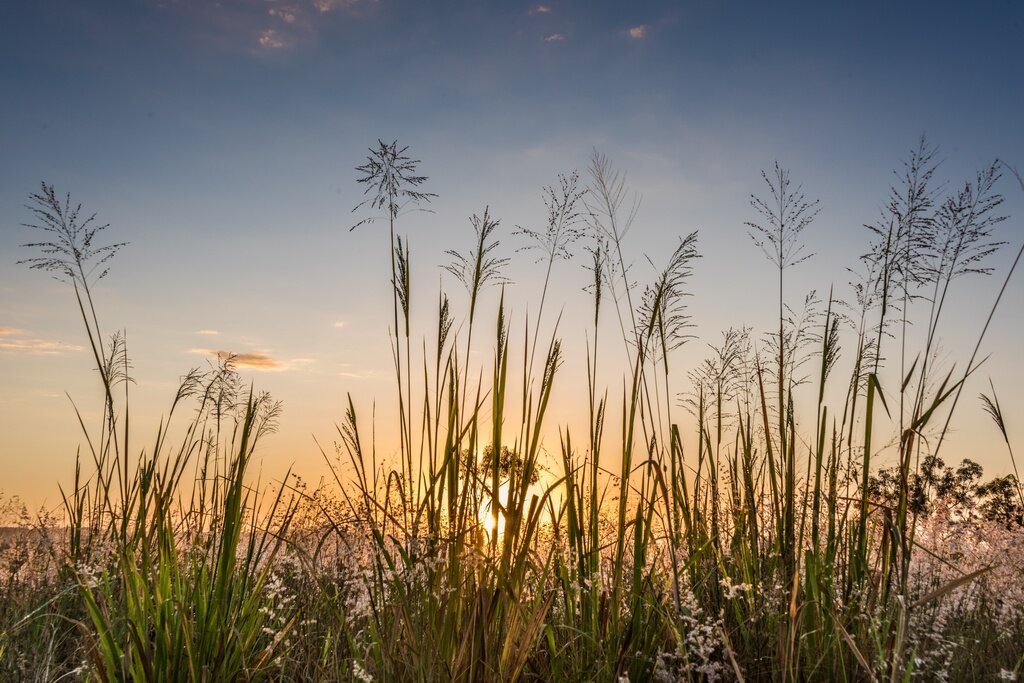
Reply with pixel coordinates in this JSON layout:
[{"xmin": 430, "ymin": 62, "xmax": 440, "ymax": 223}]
[
  {"xmin": 153, "ymin": 0, "xmax": 377, "ymax": 52},
  {"xmin": 0, "ymin": 337, "xmax": 83, "ymax": 354},
  {"xmin": 231, "ymin": 352, "xmax": 281, "ymax": 369},
  {"xmin": 258, "ymin": 1, "xmax": 379, "ymax": 49},
  {"xmin": 337, "ymin": 362, "xmax": 376, "ymax": 380},
  {"xmin": 338, "ymin": 371, "xmax": 365, "ymax": 379},
  {"xmin": 544, "ymin": 33, "xmax": 565, "ymax": 42},
  {"xmin": 628, "ymin": 25, "xmax": 648, "ymax": 39},
  {"xmin": 338, "ymin": 368, "xmax": 383, "ymax": 381},
  {"xmin": 333, "ymin": 320, "xmax": 346, "ymax": 329},
  {"xmin": 529, "ymin": 4, "xmax": 552, "ymax": 15},
  {"xmin": 259, "ymin": 29, "xmax": 287, "ymax": 49},
  {"xmin": 34, "ymin": 390, "xmax": 64, "ymax": 399},
  {"xmin": 189, "ymin": 348, "xmax": 315, "ymax": 372},
  {"xmin": 190, "ymin": 348, "xmax": 280, "ymax": 370},
  {"xmin": 312, "ymin": 0, "xmax": 375, "ymax": 13},
  {"xmin": 195, "ymin": 329, "xmax": 220, "ymax": 336},
  {"xmin": 0, "ymin": 328, "xmax": 81, "ymax": 354},
  {"xmin": 269, "ymin": 6, "xmax": 299, "ymax": 24}
]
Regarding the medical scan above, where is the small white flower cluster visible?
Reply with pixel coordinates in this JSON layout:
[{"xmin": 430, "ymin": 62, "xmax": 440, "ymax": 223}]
[
  {"xmin": 75, "ymin": 560, "xmax": 103, "ymax": 590},
  {"xmin": 543, "ymin": 542, "xmax": 598, "ymax": 617},
  {"xmin": 345, "ymin": 578, "xmax": 373, "ymax": 623},
  {"xmin": 375, "ymin": 543, "xmax": 448, "ymax": 604},
  {"xmin": 351, "ymin": 658, "xmax": 374, "ymax": 682},
  {"xmin": 903, "ymin": 505, "xmax": 1024, "ymax": 679},
  {"xmin": 261, "ymin": 570, "xmax": 298, "ymax": 651},
  {"xmin": 651, "ymin": 589, "xmax": 727, "ymax": 682},
  {"xmin": 905, "ymin": 628, "xmax": 955, "ymax": 682},
  {"xmin": 719, "ymin": 576, "xmax": 752, "ymax": 602}
]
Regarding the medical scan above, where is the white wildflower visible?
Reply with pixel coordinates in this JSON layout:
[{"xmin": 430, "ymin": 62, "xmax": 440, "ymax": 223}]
[{"xmin": 352, "ymin": 659, "xmax": 374, "ymax": 682}]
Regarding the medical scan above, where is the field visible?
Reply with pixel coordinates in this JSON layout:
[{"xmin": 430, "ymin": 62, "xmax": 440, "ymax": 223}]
[{"xmin": 1, "ymin": 142, "xmax": 1023, "ymax": 681}]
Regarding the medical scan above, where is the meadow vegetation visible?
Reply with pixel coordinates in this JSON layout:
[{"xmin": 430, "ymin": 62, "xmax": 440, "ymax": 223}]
[{"xmin": 1, "ymin": 139, "xmax": 1023, "ymax": 681}]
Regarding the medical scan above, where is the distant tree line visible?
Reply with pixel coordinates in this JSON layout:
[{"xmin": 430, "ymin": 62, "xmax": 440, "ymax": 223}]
[{"xmin": 869, "ymin": 455, "xmax": 1024, "ymax": 528}]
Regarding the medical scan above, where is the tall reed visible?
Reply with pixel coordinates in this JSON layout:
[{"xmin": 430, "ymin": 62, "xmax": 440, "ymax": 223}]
[{"xmin": 4, "ymin": 143, "xmax": 1023, "ymax": 681}]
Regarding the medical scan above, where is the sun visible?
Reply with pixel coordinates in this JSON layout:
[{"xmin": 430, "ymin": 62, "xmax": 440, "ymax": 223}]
[{"xmin": 479, "ymin": 482, "xmax": 510, "ymax": 537}]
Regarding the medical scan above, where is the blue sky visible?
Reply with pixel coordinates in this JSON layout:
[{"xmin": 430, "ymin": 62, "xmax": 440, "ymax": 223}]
[{"xmin": 2, "ymin": 0, "xmax": 1023, "ymax": 505}]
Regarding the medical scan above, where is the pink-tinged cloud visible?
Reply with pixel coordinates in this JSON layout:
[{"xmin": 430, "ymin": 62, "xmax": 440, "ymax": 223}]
[
  {"xmin": 190, "ymin": 347, "xmax": 280, "ymax": 369},
  {"xmin": 211, "ymin": 349, "xmax": 281, "ymax": 369},
  {"xmin": 628, "ymin": 25, "xmax": 648, "ymax": 39},
  {"xmin": 152, "ymin": 0, "xmax": 378, "ymax": 54},
  {"xmin": 258, "ymin": 29, "xmax": 286, "ymax": 49},
  {"xmin": 544, "ymin": 33, "xmax": 565, "ymax": 42},
  {"xmin": 189, "ymin": 348, "xmax": 315, "ymax": 372},
  {"xmin": 0, "ymin": 338, "xmax": 83, "ymax": 354},
  {"xmin": 195, "ymin": 329, "xmax": 220, "ymax": 336},
  {"xmin": 0, "ymin": 328, "xmax": 23, "ymax": 336},
  {"xmin": 312, "ymin": 0, "xmax": 375, "ymax": 13},
  {"xmin": 229, "ymin": 352, "xmax": 281, "ymax": 369},
  {"xmin": 269, "ymin": 6, "xmax": 299, "ymax": 24},
  {"xmin": 529, "ymin": 4, "xmax": 552, "ymax": 15},
  {"xmin": 333, "ymin": 320, "xmax": 346, "ymax": 329}
]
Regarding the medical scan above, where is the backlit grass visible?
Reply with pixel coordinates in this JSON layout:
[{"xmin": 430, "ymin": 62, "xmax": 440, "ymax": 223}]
[{"xmin": 2, "ymin": 141, "xmax": 1023, "ymax": 681}]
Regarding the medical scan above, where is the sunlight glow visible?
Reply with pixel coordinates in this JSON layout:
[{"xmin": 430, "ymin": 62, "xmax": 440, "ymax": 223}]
[{"xmin": 479, "ymin": 482, "xmax": 510, "ymax": 537}]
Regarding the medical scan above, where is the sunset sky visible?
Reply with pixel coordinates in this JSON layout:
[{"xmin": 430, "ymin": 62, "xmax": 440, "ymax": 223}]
[{"xmin": 2, "ymin": 0, "xmax": 1023, "ymax": 508}]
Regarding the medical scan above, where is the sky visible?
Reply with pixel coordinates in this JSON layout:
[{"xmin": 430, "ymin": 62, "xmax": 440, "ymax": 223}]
[{"xmin": 1, "ymin": 0, "xmax": 1023, "ymax": 509}]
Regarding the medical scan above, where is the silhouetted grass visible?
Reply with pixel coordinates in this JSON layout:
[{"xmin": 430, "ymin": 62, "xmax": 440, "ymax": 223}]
[{"xmin": 2, "ymin": 146, "xmax": 1023, "ymax": 681}]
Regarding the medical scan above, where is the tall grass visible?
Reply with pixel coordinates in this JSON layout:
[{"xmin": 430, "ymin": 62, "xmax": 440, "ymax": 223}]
[
  {"xmin": 7, "ymin": 184, "xmax": 302, "ymax": 681},
  {"xmin": 2, "ymin": 147, "xmax": 1023, "ymax": 681}
]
